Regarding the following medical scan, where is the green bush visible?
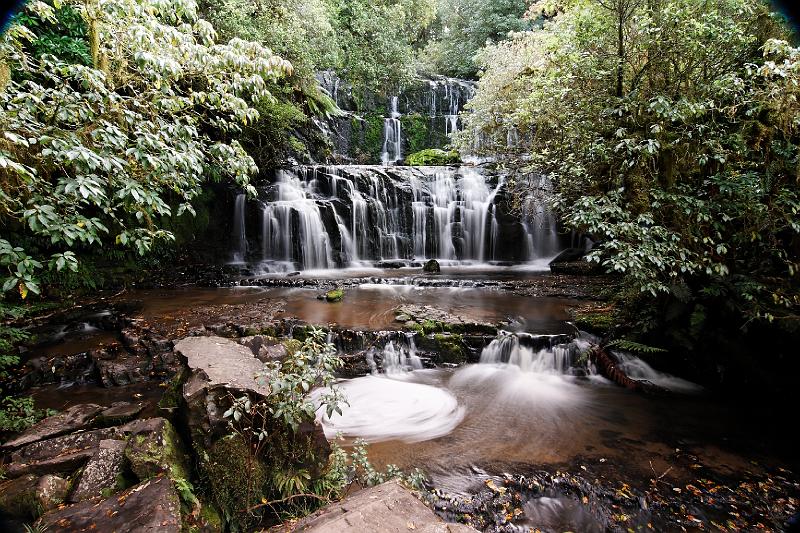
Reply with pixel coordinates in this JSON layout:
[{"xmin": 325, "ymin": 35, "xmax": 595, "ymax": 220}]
[{"xmin": 405, "ymin": 148, "xmax": 460, "ymax": 166}]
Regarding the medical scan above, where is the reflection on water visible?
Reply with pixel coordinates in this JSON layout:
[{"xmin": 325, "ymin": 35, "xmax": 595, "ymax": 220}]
[{"xmin": 128, "ymin": 285, "xmax": 580, "ymax": 333}]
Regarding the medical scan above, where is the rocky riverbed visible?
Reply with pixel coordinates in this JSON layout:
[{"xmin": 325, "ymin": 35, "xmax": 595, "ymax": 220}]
[{"xmin": 1, "ymin": 271, "xmax": 798, "ymax": 532}]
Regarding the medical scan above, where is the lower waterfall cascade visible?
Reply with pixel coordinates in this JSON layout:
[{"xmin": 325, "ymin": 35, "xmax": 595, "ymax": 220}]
[{"xmin": 230, "ymin": 165, "xmax": 564, "ymax": 270}]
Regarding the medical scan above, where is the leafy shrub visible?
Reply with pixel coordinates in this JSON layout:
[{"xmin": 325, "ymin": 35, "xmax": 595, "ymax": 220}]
[{"xmin": 405, "ymin": 148, "xmax": 460, "ymax": 166}]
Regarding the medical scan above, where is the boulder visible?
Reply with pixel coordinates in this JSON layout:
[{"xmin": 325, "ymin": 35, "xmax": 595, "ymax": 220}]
[
  {"xmin": 69, "ymin": 439, "xmax": 128, "ymax": 502},
  {"xmin": 175, "ymin": 336, "xmax": 269, "ymax": 449},
  {"xmin": 549, "ymin": 247, "xmax": 586, "ymax": 264},
  {"xmin": 238, "ymin": 335, "xmax": 288, "ymax": 362},
  {"xmin": 36, "ymin": 475, "xmax": 70, "ymax": 510},
  {"xmin": 4, "ymin": 427, "xmax": 124, "ymax": 478},
  {"xmin": 38, "ymin": 476, "xmax": 181, "ymax": 533},
  {"xmin": 95, "ymin": 401, "xmax": 144, "ymax": 426},
  {"xmin": 0, "ymin": 474, "xmax": 68, "ymax": 518},
  {"xmin": 423, "ymin": 259, "xmax": 441, "ymax": 273},
  {"xmin": 94, "ymin": 352, "xmax": 152, "ymax": 387},
  {"xmin": 0, "ymin": 475, "xmax": 39, "ymax": 517},
  {"xmin": 282, "ymin": 480, "xmax": 479, "ymax": 533},
  {"xmin": 2, "ymin": 403, "xmax": 102, "ymax": 449},
  {"xmin": 123, "ymin": 418, "xmax": 190, "ymax": 482}
]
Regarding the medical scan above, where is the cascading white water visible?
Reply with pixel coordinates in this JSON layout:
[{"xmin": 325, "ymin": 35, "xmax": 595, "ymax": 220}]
[
  {"xmin": 613, "ymin": 350, "xmax": 703, "ymax": 393},
  {"xmin": 231, "ymin": 193, "xmax": 247, "ymax": 262},
  {"xmin": 381, "ymin": 96, "xmax": 403, "ymax": 165},
  {"xmin": 479, "ymin": 333, "xmax": 576, "ymax": 374},
  {"xmin": 367, "ymin": 335, "xmax": 423, "ymax": 374},
  {"xmin": 254, "ymin": 166, "xmax": 560, "ymax": 270},
  {"xmin": 260, "ymin": 170, "xmax": 332, "ymax": 270},
  {"xmin": 521, "ymin": 175, "xmax": 560, "ymax": 260}
]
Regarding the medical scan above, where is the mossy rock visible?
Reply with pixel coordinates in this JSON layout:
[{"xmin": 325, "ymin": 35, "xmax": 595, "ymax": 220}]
[
  {"xmin": 202, "ymin": 434, "xmax": 267, "ymax": 527},
  {"xmin": 124, "ymin": 418, "xmax": 190, "ymax": 483},
  {"xmin": 406, "ymin": 149, "xmax": 460, "ymax": 166},
  {"xmin": 405, "ymin": 321, "xmax": 424, "ymax": 334},
  {"xmin": 419, "ymin": 333, "xmax": 466, "ymax": 364},
  {"xmin": 573, "ymin": 308, "xmax": 616, "ymax": 335},
  {"xmin": 325, "ymin": 288, "xmax": 344, "ymax": 302}
]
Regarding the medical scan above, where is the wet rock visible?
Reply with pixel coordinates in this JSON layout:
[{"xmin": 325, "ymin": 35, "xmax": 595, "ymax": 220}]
[
  {"xmin": 238, "ymin": 335, "xmax": 287, "ymax": 362},
  {"xmin": 2, "ymin": 403, "xmax": 103, "ymax": 450},
  {"xmin": 13, "ymin": 352, "xmax": 96, "ymax": 391},
  {"xmin": 95, "ymin": 356, "xmax": 152, "ymax": 386},
  {"xmin": 123, "ymin": 418, "xmax": 190, "ymax": 482},
  {"xmin": 38, "ymin": 476, "xmax": 181, "ymax": 533},
  {"xmin": 550, "ymin": 247, "xmax": 587, "ymax": 263},
  {"xmin": 285, "ymin": 480, "xmax": 479, "ymax": 533},
  {"xmin": 95, "ymin": 401, "xmax": 144, "ymax": 426},
  {"xmin": 423, "ymin": 259, "xmax": 441, "ymax": 273},
  {"xmin": 120, "ymin": 328, "xmax": 141, "ymax": 348},
  {"xmin": 0, "ymin": 474, "xmax": 69, "ymax": 518},
  {"xmin": 69, "ymin": 439, "xmax": 128, "ymax": 502},
  {"xmin": 5, "ymin": 427, "xmax": 124, "ymax": 478},
  {"xmin": 395, "ymin": 304, "xmax": 498, "ymax": 336}
]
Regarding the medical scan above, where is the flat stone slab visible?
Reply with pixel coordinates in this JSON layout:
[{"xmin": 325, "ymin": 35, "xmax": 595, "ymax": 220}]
[
  {"xmin": 395, "ymin": 305, "xmax": 497, "ymax": 334},
  {"xmin": 175, "ymin": 336, "xmax": 269, "ymax": 396},
  {"xmin": 39, "ymin": 475, "xmax": 181, "ymax": 533},
  {"xmin": 5, "ymin": 427, "xmax": 124, "ymax": 478},
  {"xmin": 2, "ymin": 403, "xmax": 102, "ymax": 449},
  {"xmin": 278, "ymin": 481, "xmax": 479, "ymax": 533},
  {"xmin": 95, "ymin": 401, "xmax": 144, "ymax": 425}
]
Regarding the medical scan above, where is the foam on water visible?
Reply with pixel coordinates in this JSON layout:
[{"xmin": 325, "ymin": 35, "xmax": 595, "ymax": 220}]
[{"xmin": 317, "ymin": 375, "xmax": 465, "ymax": 443}]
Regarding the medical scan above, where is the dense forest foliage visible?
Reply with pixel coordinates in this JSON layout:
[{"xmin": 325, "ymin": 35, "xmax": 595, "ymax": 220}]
[{"xmin": 459, "ymin": 0, "xmax": 800, "ymax": 367}]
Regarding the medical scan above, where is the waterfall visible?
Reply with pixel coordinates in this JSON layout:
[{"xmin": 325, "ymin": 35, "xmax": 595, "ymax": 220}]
[
  {"xmin": 369, "ymin": 335, "xmax": 423, "ymax": 374},
  {"xmin": 381, "ymin": 96, "xmax": 403, "ymax": 165},
  {"xmin": 231, "ymin": 193, "xmax": 247, "ymax": 263},
  {"xmin": 259, "ymin": 170, "xmax": 332, "ymax": 270},
  {"xmin": 480, "ymin": 333, "xmax": 577, "ymax": 375},
  {"xmin": 521, "ymin": 175, "xmax": 560, "ymax": 260},
  {"xmin": 253, "ymin": 165, "xmax": 562, "ymax": 271}
]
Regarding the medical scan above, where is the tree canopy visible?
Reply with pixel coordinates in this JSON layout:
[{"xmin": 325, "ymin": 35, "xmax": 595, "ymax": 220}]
[
  {"xmin": 1, "ymin": 0, "xmax": 291, "ymax": 297},
  {"xmin": 459, "ymin": 0, "xmax": 799, "ymax": 336}
]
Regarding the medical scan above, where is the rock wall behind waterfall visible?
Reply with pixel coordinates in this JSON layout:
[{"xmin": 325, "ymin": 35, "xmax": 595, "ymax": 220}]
[
  {"xmin": 229, "ymin": 165, "xmax": 567, "ymax": 270},
  {"xmin": 316, "ymin": 72, "xmax": 476, "ymax": 164}
]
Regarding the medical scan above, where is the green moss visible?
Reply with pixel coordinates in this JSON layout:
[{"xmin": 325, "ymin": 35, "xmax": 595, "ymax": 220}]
[
  {"xmin": 406, "ymin": 148, "xmax": 460, "ymax": 166},
  {"xmin": 573, "ymin": 309, "xmax": 616, "ymax": 335},
  {"xmin": 405, "ymin": 321, "xmax": 424, "ymax": 334},
  {"xmin": 325, "ymin": 288, "xmax": 344, "ymax": 302},
  {"xmin": 422, "ymin": 319, "xmax": 443, "ymax": 334},
  {"xmin": 158, "ymin": 368, "xmax": 187, "ymax": 412},
  {"xmin": 352, "ymin": 113, "xmax": 384, "ymax": 163},
  {"xmin": 125, "ymin": 419, "xmax": 190, "ymax": 482},
  {"xmin": 203, "ymin": 435, "xmax": 267, "ymax": 527},
  {"xmin": 400, "ymin": 113, "xmax": 430, "ymax": 154},
  {"xmin": 432, "ymin": 333, "xmax": 466, "ymax": 364}
]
